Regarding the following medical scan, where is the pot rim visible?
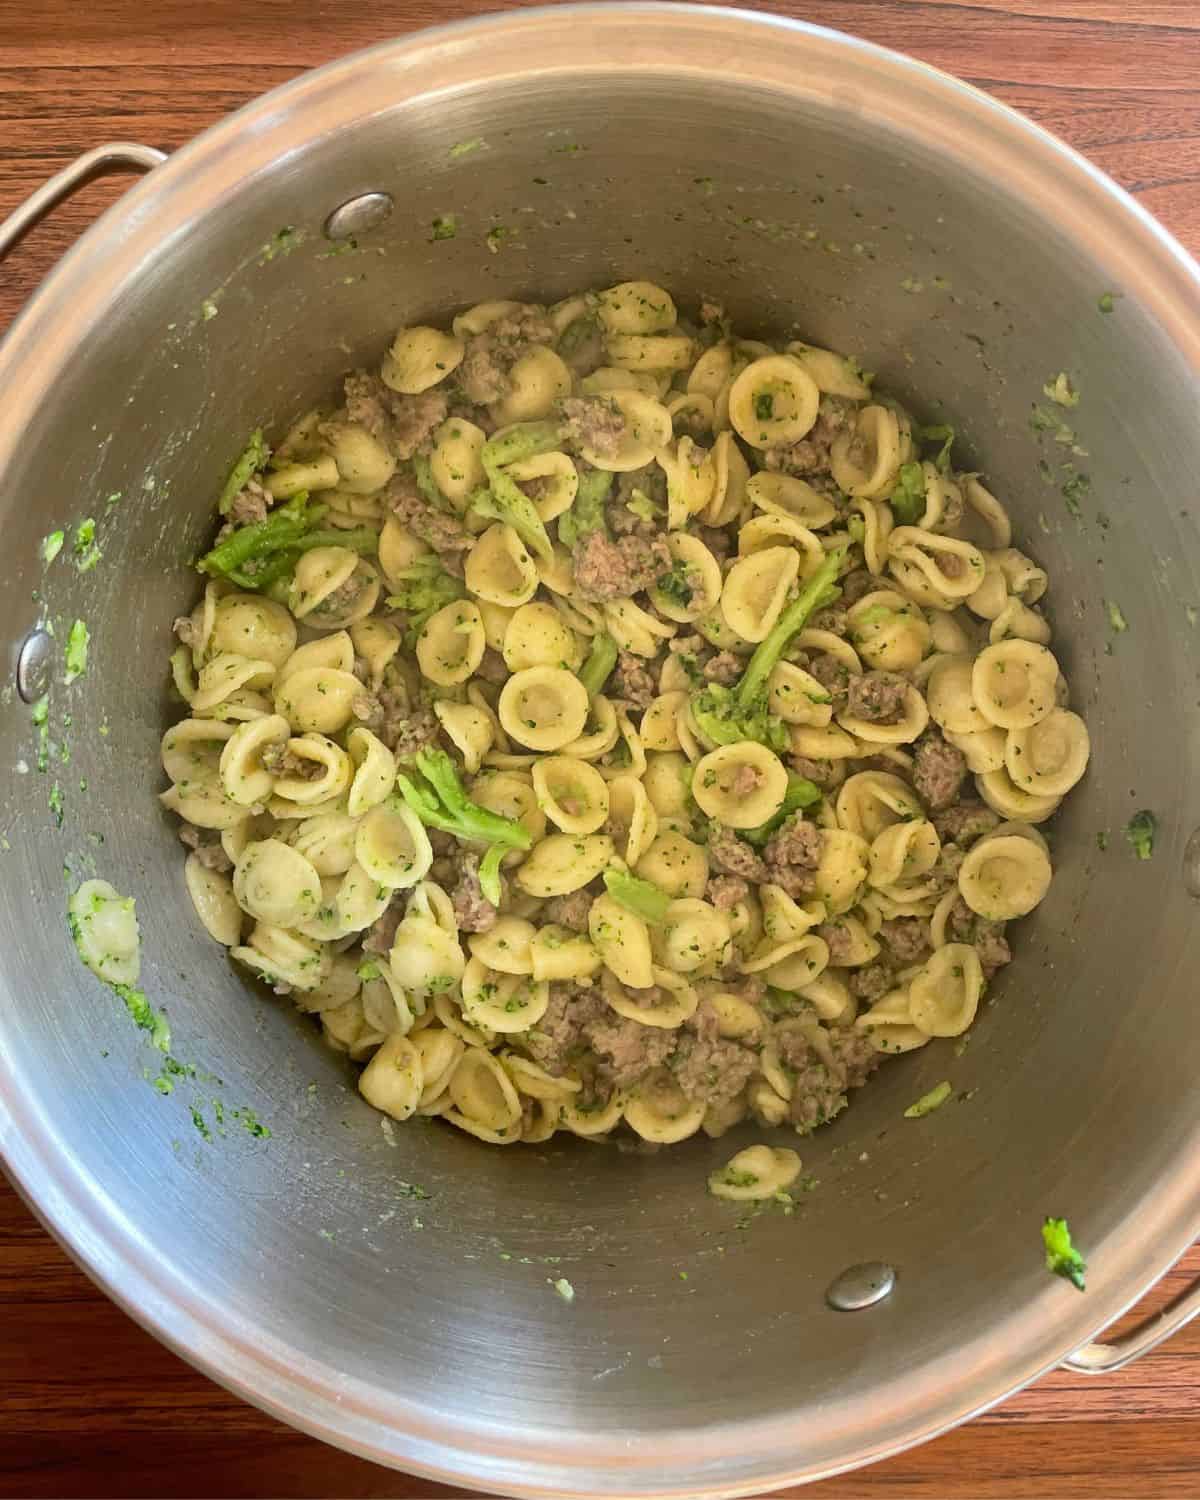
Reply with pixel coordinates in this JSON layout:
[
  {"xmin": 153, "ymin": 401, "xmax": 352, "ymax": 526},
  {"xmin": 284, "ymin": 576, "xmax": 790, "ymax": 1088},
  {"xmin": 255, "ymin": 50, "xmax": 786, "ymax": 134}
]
[{"xmin": 2, "ymin": 5, "xmax": 1199, "ymax": 1495}]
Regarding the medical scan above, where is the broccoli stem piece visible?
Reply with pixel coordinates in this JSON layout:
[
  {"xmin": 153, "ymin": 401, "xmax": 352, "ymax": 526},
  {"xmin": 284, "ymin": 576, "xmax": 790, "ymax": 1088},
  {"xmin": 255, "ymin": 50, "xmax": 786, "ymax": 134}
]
[
  {"xmin": 222, "ymin": 526, "xmax": 378, "ymax": 590},
  {"xmin": 903, "ymin": 1080, "xmax": 952, "ymax": 1118},
  {"xmin": 478, "ymin": 844, "xmax": 508, "ymax": 906},
  {"xmin": 736, "ymin": 549, "xmax": 845, "ymax": 708},
  {"xmin": 578, "ymin": 633, "xmax": 618, "ymax": 696},
  {"xmin": 471, "ymin": 469, "xmax": 555, "ymax": 563},
  {"xmin": 216, "ymin": 428, "xmax": 269, "ymax": 516},
  {"xmin": 481, "ymin": 420, "xmax": 562, "ymax": 470},
  {"xmin": 1042, "ymin": 1216, "xmax": 1087, "ymax": 1292},
  {"xmin": 888, "ymin": 462, "xmax": 926, "ymax": 525},
  {"xmin": 741, "ymin": 773, "xmax": 822, "ymax": 847},
  {"xmin": 558, "ymin": 463, "xmax": 612, "ymax": 550},
  {"xmin": 385, "ymin": 555, "xmax": 466, "ymax": 644},
  {"xmin": 602, "ymin": 868, "xmax": 671, "ymax": 925},
  {"xmin": 412, "ymin": 452, "xmax": 446, "ymax": 509},
  {"xmin": 395, "ymin": 748, "xmax": 532, "ymax": 852},
  {"xmin": 198, "ymin": 493, "xmax": 321, "ymax": 577}
]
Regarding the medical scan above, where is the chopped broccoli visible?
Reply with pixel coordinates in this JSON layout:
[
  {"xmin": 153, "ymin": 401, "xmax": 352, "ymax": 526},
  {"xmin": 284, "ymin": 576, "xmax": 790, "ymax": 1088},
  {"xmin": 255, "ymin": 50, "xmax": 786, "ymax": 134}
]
[
  {"xmin": 736, "ymin": 548, "xmax": 845, "ymax": 708},
  {"xmin": 904, "ymin": 1080, "xmax": 952, "ymax": 1118},
  {"xmin": 198, "ymin": 492, "xmax": 377, "ymax": 591},
  {"xmin": 430, "ymin": 214, "xmax": 457, "ymax": 241},
  {"xmin": 1123, "ymin": 810, "xmax": 1156, "ymax": 861},
  {"xmin": 412, "ymin": 452, "xmax": 446, "ymax": 509},
  {"xmin": 64, "ymin": 620, "xmax": 90, "ymax": 684},
  {"xmin": 557, "ymin": 463, "xmax": 613, "ymax": 550},
  {"xmin": 602, "ymin": 868, "xmax": 671, "ymax": 925},
  {"xmin": 72, "ymin": 517, "xmax": 102, "ymax": 572},
  {"xmin": 741, "ymin": 774, "xmax": 822, "ymax": 847},
  {"xmin": 395, "ymin": 750, "xmax": 531, "ymax": 890},
  {"xmin": 1098, "ymin": 291, "xmax": 1118, "ymax": 314},
  {"xmin": 41, "ymin": 529, "xmax": 65, "ymax": 565},
  {"xmin": 1062, "ymin": 472, "xmax": 1090, "ymax": 518},
  {"xmin": 691, "ymin": 682, "xmax": 789, "ymax": 752},
  {"xmin": 112, "ymin": 982, "xmax": 172, "ymax": 1054},
  {"xmin": 216, "ymin": 428, "xmax": 269, "ymax": 516},
  {"xmin": 470, "ymin": 423, "xmax": 561, "ymax": 563},
  {"xmin": 888, "ymin": 461, "xmax": 927, "ymax": 525},
  {"xmin": 915, "ymin": 423, "xmax": 955, "ymax": 471},
  {"xmin": 1106, "ymin": 600, "xmax": 1128, "ymax": 634},
  {"xmin": 1042, "ymin": 1215, "xmax": 1087, "ymax": 1291},
  {"xmin": 655, "ymin": 560, "xmax": 695, "ymax": 609},
  {"xmin": 386, "ymin": 556, "xmax": 466, "ymax": 644},
  {"xmin": 624, "ymin": 487, "xmax": 662, "ymax": 525},
  {"xmin": 578, "ymin": 633, "xmax": 618, "ymax": 697}
]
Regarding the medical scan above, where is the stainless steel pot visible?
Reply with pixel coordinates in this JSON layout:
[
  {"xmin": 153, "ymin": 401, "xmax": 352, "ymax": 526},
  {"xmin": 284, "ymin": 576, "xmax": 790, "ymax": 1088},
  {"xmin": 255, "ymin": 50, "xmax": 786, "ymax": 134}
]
[{"xmin": 2, "ymin": 7, "xmax": 1199, "ymax": 1495}]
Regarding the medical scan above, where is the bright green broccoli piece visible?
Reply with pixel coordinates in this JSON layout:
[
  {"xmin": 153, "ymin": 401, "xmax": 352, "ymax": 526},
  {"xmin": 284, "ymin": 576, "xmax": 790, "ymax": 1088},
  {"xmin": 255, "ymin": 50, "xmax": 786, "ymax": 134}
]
[
  {"xmin": 691, "ymin": 682, "xmax": 789, "ymax": 752},
  {"xmin": 904, "ymin": 1080, "xmax": 952, "ymax": 1118},
  {"xmin": 386, "ymin": 555, "xmax": 466, "ymax": 644},
  {"xmin": 736, "ymin": 548, "xmax": 845, "ymax": 708},
  {"xmin": 199, "ymin": 492, "xmax": 319, "ymax": 578},
  {"xmin": 1042, "ymin": 1216, "xmax": 1087, "ymax": 1291},
  {"xmin": 478, "ymin": 843, "xmax": 508, "ymax": 906},
  {"xmin": 216, "ymin": 428, "xmax": 269, "ymax": 516},
  {"xmin": 469, "ymin": 421, "xmax": 564, "ymax": 564},
  {"xmin": 395, "ymin": 749, "xmax": 532, "ymax": 854},
  {"xmin": 1124, "ymin": 810, "xmax": 1156, "ymax": 861},
  {"xmin": 741, "ymin": 773, "xmax": 822, "ymax": 847},
  {"xmin": 602, "ymin": 868, "xmax": 671, "ymax": 925},
  {"xmin": 557, "ymin": 463, "xmax": 613, "ymax": 550},
  {"xmin": 64, "ymin": 620, "xmax": 90, "ymax": 684},
  {"xmin": 578, "ymin": 633, "xmax": 618, "ymax": 697},
  {"xmin": 654, "ymin": 560, "xmax": 695, "ymax": 610},
  {"xmin": 888, "ymin": 461, "xmax": 927, "ymax": 524},
  {"xmin": 412, "ymin": 452, "xmax": 446, "ymax": 509},
  {"xmin": 482, "ymin": 421, "xmax": 562, "ymax": 470}
]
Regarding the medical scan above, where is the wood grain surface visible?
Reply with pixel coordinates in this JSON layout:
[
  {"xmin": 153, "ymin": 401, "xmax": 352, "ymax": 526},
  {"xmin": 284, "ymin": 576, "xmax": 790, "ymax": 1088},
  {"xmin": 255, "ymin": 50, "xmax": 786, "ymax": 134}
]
[{"xmin": 1, "ymin": 0, "xmax": 1198, "ymax": 1495}]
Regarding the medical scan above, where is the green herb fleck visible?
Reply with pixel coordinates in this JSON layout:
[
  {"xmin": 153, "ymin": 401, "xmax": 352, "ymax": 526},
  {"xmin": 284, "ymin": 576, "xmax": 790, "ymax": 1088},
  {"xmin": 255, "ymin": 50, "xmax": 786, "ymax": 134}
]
[
  {"xmin": 430, "ymin": 214, "xmax": 458, "ymax": 241},
  {"xmin": 1098, "ymin": 291, "xmax": 1119, "ymax": 314},
  {"xmin": 1096, "ymin": 831, "xmax": 1109, "ymax": 851},
  {"xmin": 449, "ymin": 137, "xmax": 485, "ymax": 158}
]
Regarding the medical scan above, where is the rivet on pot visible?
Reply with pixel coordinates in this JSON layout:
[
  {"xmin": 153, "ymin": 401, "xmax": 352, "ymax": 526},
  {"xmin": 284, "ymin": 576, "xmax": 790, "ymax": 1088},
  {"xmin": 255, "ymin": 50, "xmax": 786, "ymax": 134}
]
[
  {"xmin": 324, "ymin": 192, "xmax": 394, "ymax": 241},
  {"xmin": 826, "ymin": 1261, "xmax": 896, "ymax": 1311},
  {"xmin": 1183, "ymin": 828, "xmax": 1200, "ymax": 899},
  {"xmin": 15, "ymin": 627, "xmax": 54, "ymax": 704}
]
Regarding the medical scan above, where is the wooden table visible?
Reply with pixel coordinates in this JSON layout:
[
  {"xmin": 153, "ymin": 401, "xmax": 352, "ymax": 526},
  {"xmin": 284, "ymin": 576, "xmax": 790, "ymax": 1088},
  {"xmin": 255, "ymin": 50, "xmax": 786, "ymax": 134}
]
[{"xmin": 2, "ymin": 1, "xmax": 1198, "ymax": 1494}]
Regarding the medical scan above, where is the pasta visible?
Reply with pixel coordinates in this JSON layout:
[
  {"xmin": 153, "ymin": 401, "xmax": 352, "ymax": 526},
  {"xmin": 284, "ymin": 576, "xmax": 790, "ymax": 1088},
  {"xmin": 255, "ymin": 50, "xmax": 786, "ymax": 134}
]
[{"xmin": 161, "ymin": 278, "xmax": 1086, "ymax": 1150}]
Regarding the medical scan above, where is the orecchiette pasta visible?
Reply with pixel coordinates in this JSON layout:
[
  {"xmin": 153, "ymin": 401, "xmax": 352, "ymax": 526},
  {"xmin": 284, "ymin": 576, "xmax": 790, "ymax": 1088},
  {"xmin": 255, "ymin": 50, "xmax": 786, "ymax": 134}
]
[{"xmin": 157, "ymin": 277, "xmax": 1086, "ymax": 1155}]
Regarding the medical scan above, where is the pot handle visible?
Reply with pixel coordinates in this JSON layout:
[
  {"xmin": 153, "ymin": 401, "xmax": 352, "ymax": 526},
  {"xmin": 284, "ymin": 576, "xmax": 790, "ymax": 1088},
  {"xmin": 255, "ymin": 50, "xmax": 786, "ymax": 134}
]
[
  {"xmin": 1060, "ymin": 1267, "xmax": 1200, "ymax": 1374},
  {"xmin": 0, "ymin": 142, "xmax": 167, "ymax": 261}
]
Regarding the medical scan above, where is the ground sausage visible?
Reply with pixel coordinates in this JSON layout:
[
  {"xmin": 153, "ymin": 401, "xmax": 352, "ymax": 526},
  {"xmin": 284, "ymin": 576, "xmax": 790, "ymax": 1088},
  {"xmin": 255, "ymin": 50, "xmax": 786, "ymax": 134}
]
[
  {"xmin": 815, "ymin": 920, "xmax": 857, "ymax": 965},
  {"xmin": 378, "ymin": 696, "xmax": 441, "ymax": 760},
  {"xmin": 778, "ymin": 1027, "xmax": 850, "ymax": 1132},
  {"xmin": 362, "ymin": 901, "xmax": 404, "ymax": 956},
  {"xmin": 808, "ymin": 606, "xmax": 849, "ymax": 638},
  {"xmin": 177, "ymin": 822, "xmax": 234, "ymax": 873},
  {"xmin": 449, "ymin": 850, "xmax": 498, "ymax": 933},
  {"xmin": 543, "ymin": 891, "xmax": 594, "ymax": 932},
  {"xmin": 671, "ymin": 1026, "xmax": 757, "ymax": 1107},
  {"xmin": 572, "ymin": 530, "xmax": 672, "ymax": 602},
  {"xmin": 228, "ymin": 478, "xmax": 270, "ymax": 527},
  {"xmin": 839, "ymin": 568, "xmax": 879, "ymax": 605},
  {"xmin": 611, "ymin": 650, "xmax": 658, "ymax": 709},
  {"xmin": 702, "ymin": 651, "xmax": 741, "ymax": 686},
  {"xmin": 707, "ymin": 823, "xmax": 769, "ymax": 884},
  {"xmin": 807, "ymin": 651, "xmax": 852, "ymax": 711},
  {"xmin": 787, "ymin": 754, "xmax": 846, "ymax": 791},
  {"xmin": 386, "ymin": 473, "xmax": 472, "ymax": 566},
  {"xmin": 948, "ymin": 897, "xmax": 1011, "ymax": 978},
  {"xmin": 260, "ymin": 741, "xmax": 324, "ymax": 779},
  {"xmin": 763, "ymin": 814, "xmax": 822, "ymax": 898},
  {"xmin": 848, "ymin": 963, "xmax": 892, "ymax": 1003},
  {"xmin": 524, "ymin": 982, "xmax": 605, "ymax": 1076},
  {"xmin": 344, "ymin": 373, "xmax": 447, "ymax": 459},
  {"xmin": 845, "ymin": 669, "xmax": 908, "ymax": 724},
  {"xmin": 707, "ymin": 875, "xmax": 749, "ymax": 910},
  {"xmin": 912, "ymin": 728, "xmax": 968, "ymax": 812},
  {"xmin": 586, "ymin": 1002, "xmax": 677, "ymax": 1093},
  {"xmin": 560, "ymin": 395, "xmax": 627, "ymax": 460},
  {"xmin": 731, "ymin": 764, "xmax": 762, "ymax": 798},
  {"xmin": 878, "ymin": 917, "xmax": 931, "ymax": 966},
  {"xmin": 764, "ymin": 395, "xmax": 853, "ymax": 478},
  {"xmin": 933, "ymin": 800, "xmax": 1000, "ymax": 847}
]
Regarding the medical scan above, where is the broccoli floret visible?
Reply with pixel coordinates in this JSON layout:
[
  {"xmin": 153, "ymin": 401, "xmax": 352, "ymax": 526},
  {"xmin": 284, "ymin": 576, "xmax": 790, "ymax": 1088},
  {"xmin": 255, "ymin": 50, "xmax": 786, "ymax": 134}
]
[
  {"xmin": 903, "ymin": 1080, "xmax": 952, "ymax": 1118},
  {"xmin": 557, "ymin": 463, "xmax": 613, "ymax": 550},
  {"xmin": 198, "ymin": 492, "xmax": 378, "ymax": 592},
  {"xmin": 216, "ymin": 428, "xmax": 270, "ymax": 516},
  {"xmin": 64, "ymin": 620, "xmax": 90, "ymax": 685},
  {"xmin": 1124, "ymin": 809, "xmax": 1156, "ymax": 861},
  {"xmin": 386, "ymin": 556, "xmax": 466, "ymax": 644},
  {"xmin": 655, "ymin": 560, "xmax": 695, "ymax": 609},
  {"xmin": 470, "ymin": 422, "xmax": 561, "ymax": 562},
  {"xmin": 602, "ymin": 868, "xmax": 671, "ymax": 925},
  {"xmin": 1042, "ymin": 1216, "xmax": 1087, "ymax": 1291},
  {"xmin": 578, "ymin": 633, "xmax": 618, "ymax": 697},
  {"xmin": 395, "ymin": 750, "xmax": 531, "ymax": 902},
  {"xmin": 888, "ymin": 461, "xmax": 927, "ymax": 524}
]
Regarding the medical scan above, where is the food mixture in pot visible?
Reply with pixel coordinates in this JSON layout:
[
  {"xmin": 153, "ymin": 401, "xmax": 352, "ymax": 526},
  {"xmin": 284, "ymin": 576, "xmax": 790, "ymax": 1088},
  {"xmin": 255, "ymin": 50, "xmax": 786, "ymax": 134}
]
[{"xmin": 154, "ymin": 280, "xmax": 1089, "ymax": 1151}]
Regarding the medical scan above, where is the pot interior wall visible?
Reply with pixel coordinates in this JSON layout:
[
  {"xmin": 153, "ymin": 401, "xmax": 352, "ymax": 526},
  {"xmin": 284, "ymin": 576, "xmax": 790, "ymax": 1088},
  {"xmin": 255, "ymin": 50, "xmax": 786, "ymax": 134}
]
[{"xmin": 1, "ymin": 34, "xmax": 1198, "ymax": 1492}]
